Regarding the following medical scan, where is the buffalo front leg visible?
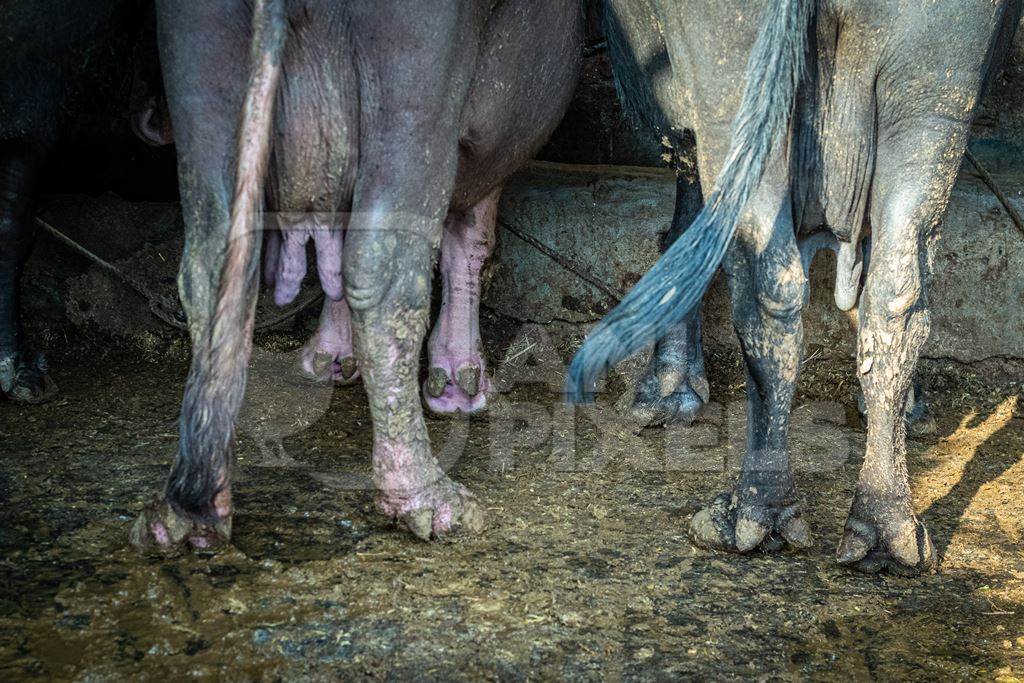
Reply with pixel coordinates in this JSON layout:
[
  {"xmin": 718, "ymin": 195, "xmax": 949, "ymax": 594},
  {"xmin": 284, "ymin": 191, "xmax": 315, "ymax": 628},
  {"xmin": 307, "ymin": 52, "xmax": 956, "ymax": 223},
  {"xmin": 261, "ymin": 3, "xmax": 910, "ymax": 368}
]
[
  {"xmin": 630, "ymin": 307, "xmax": 708, "ymax": 427},
  {"xmin": 630, "ymin": 173, "xmax": 709, "ymax": 427},
  {"xmin": 423, "ymin": 186, "xmax": 499, "ymax": 415},
  {"xmin": 689, "ymin": 193, "xmax": 813, "ymax": 553},
  {"xmin": 300, "ymin": 297, "xmax": 359, "ymax": 385}
]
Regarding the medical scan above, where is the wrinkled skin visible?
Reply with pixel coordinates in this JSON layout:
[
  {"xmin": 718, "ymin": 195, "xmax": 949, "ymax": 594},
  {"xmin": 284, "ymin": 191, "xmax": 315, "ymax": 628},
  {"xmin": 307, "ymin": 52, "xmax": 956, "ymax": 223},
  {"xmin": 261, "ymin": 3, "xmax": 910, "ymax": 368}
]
[
  {"xmin": 605, "ymin": 0, "xmax": 1021, "ymax": 574},
  {"xmin": 0, "ymin": 0, "xmax": 166, "ymax": 404},
  {"xmin": 135, "ymin": 0, "xmax": 581, "ymax": 552}
]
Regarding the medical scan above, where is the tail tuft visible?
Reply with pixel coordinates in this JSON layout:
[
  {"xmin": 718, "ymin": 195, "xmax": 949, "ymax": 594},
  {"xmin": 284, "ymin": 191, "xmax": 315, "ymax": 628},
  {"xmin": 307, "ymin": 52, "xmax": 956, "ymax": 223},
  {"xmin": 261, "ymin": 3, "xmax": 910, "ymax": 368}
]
[{"xmin": 166, "ymin": 0, "xmax": 287, "ymax": 522}]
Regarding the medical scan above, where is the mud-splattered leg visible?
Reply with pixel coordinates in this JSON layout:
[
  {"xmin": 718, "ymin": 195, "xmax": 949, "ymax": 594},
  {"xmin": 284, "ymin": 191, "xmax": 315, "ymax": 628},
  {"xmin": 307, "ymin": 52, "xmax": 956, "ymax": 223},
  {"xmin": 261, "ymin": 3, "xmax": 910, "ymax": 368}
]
[
  {"xmin": 689, "ymin": 187, "xmax": 813, "ymax": 554},
  {"xmin": 838, "ymin": 235, "xmax": 936, "ymax": 574},
  {"xmin": 836, "ymin": 121, "xmax": 967, "ymax": 575},
  {"xmin": 0, "ymin": 145, "xmax": 58, "ymax": 404},
  {"xmin": 424, "ymin": 186, "xmax": 498, "ymax": 415},
  {"xmin": 631, "ymin": 174, "xmax": 709, "ymax": 427},
  {"xmin": 344, "ymin": 5, "xmax": 485, "ymax": 541},
  {"xmin": 347, "ymin": 212, "xmax": 485, "ymax": 539}
]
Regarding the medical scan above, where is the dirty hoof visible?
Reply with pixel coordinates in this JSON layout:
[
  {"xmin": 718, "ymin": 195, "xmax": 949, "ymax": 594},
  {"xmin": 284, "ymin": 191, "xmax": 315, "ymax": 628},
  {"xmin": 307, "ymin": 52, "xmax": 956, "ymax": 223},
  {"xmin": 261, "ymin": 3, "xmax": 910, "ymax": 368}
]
[
  {"xmin": 130, "ymin": 499, "xmax": 232, "ymax": 557},
  {"xmin": 629, "ymin": 365, "xmax": 708, "ymax": 429},
  {"xmin": 689, "ymin": 492, "xmax": 813, "ymax": 553},
  {"xmin": 423, "ymin": 359, "xmax": 490, "ymax": 415},
  {"xmin": 299, "ymin": 342, "xmax": 360, "ymax": 386},
  {"xmin": 0, "ymin": 352, "xmax": 58, "ymax": 405},
  {"xmin": 837, "ymin": 504, "xmax": 935, "ymax": 576},
  {"xmin": 377, "ymin": 477, "xmax": 485, "ymax": 541}
]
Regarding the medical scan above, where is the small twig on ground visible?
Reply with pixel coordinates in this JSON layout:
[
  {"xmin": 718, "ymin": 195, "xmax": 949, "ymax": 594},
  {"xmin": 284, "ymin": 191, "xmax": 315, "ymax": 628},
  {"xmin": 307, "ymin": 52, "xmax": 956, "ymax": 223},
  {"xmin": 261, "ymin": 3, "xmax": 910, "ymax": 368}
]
[
  {"xmin": 505, "ymin": 341, "xmax": 537, "ymax": 364},
  {"xmin": 582, "ymin": 40, "xmax": 607, "ymax": 58}
]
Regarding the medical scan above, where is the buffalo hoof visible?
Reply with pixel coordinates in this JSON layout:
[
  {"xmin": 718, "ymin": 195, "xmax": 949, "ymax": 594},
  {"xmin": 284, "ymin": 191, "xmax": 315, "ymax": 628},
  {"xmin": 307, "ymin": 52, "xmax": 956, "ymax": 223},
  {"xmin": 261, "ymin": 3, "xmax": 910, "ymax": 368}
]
[
  {"xmin": 689, "ymin": 492, "xmax": 814, "ymax": 554},
  {"xmin": 299, "ymin": 343, "xmax": 360, "ymax": 386},
  {"xmin": 130, "ymin": 498, "xmax": 232, "ymax": 557},
  {"xmin": 837, "ymin": 500, "xmax": 936, "ymax": 576},
  {"xmin": 0, "ymin": 352, "xmax": 58, "ymax": 405},
  {"xmin": 376, "ymin": 476, "xmax": 485, "ymax": 541},
  {"xmin": 423, "ymin": 357, "xmax": 490, "ymax": 416},
  {"xmin": 629, "ymin": 364, "xmax": 709, "ymax": 429}
]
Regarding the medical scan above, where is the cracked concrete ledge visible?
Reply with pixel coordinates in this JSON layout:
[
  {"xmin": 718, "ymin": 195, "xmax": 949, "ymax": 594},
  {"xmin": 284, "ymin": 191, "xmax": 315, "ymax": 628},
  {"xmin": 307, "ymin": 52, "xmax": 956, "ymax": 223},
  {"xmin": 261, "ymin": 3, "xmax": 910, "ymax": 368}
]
[{"xmin": 22, "ymin": 160, "xmax": 1023, "ymax": 369}]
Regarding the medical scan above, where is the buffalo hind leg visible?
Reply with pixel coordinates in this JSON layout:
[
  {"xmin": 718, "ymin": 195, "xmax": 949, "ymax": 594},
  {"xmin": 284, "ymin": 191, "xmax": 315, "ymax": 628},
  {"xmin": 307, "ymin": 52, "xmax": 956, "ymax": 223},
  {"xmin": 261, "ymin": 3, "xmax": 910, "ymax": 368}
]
[
  {"xmin": 835, "ymin": 122, "xmax": 965, "ymax": 574},
  {"xmin": 344, "ymin": 5, "xmax": 485, "ymax": 540},
  {"xmin": 347, "ymin": 212, "xmax": 485, "ymax": 540},
  {"xmin": 131, "ymin": 0, "xmax": 255, "ymax": 555},
  {"xmin": 689, "ymin": 192, "xmax": 813, "ymax": 553}
]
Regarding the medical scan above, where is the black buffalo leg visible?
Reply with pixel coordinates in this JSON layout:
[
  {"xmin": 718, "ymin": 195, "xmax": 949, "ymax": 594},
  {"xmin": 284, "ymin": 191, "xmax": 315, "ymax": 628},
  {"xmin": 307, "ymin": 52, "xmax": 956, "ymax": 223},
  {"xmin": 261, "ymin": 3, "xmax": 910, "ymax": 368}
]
[
  {"xmin": 630, "ymin": 171, "xmax": 710, "ymax": 427},
  {"xmin": 689, "ymin": 175, "xmax": 814, "ymax": 554},
  {"xmin": 0, "ymin": 143, "xmax": 57, "ymax": 404}
]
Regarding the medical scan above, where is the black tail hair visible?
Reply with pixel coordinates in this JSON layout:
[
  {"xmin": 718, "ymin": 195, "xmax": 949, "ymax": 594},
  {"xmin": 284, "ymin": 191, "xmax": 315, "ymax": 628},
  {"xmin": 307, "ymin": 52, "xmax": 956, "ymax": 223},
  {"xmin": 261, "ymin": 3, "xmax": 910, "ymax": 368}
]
[
  {"xmin": 566, "ymin": 0, "xmax": 813, "ymax": 402},
  {"xmin": 166, "ymin": 0, "xmax": 286, "ymax": 522}
]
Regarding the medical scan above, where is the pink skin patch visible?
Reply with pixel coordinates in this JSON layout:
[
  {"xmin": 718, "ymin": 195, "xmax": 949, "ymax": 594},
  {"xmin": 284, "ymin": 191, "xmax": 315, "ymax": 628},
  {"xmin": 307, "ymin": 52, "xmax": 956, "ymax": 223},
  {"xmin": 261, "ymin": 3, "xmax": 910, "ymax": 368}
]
[
  {"xmin": 272, "ymin": 213, "xmax": 344, "ymax": 306},
  {"xmin": 300, "ymin": 297, "xmax": 360, "ymax": 384},
  {"xmin": 424, "ymin": 189, "xmax": 500, "ymax": 415},
  {"xmin": 151, "ymin": 521, "xmax": 170, "ymax": 546},
  {"xmin": 373, "ymin": 439, "xmax": 466, "ymax": 537}
]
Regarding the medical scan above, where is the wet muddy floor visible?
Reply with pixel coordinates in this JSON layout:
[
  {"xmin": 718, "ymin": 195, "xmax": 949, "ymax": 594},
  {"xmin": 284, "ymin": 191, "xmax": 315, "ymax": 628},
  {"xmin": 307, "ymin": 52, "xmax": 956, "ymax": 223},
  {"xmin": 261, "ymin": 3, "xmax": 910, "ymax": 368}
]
[{"xmin": 1, "ymin": 322, "xmax": 1023, "ymax": 681}]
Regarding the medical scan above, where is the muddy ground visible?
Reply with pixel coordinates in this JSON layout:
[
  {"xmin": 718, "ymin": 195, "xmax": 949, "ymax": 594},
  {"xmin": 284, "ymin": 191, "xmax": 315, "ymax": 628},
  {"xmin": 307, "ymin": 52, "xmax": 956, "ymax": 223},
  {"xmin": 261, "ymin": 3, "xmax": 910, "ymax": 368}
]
[{"xmin": 1, "ymin": 314, "xmax": 1023, "ymax": 681}]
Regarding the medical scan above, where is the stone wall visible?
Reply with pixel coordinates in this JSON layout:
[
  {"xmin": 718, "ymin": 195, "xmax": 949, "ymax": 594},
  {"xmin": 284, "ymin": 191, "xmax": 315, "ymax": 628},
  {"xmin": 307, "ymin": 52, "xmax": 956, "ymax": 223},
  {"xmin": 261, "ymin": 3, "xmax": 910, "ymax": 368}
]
[{"xmin": 485, "ymin": 162, "xmax": 1024, "ymax": 364}]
